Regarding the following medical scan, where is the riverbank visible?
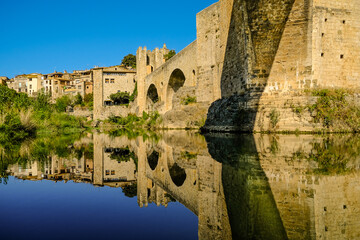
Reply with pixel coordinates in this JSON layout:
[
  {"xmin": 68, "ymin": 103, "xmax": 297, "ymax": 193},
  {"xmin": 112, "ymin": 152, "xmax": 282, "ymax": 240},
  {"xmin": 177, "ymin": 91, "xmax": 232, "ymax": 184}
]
[
  {"xmin": 203, "ymin": 89, "xmax": 360, "ymax": 134},
  {"xmin": 0, "ymin": 85, "xmax": 90, "ymax": 143}
]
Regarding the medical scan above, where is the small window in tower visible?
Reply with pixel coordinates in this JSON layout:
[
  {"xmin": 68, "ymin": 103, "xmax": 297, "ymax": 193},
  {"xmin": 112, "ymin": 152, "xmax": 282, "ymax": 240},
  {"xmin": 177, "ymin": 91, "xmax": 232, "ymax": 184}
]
[
  {"xmin": 343, "ymin": 20, "xmax": 346, "ymax": 24},
  {"xmin": 322, "ymin": 33, "xmax": 325, "ymax": 37},
  {"xmin": 321, "ymin": 53, "xmax": 324, "ymax": 57},
  {"xmin": 340, "ymin": 54, "xmax": 344, "ymax": 59},
  {"xmin": 325, "ymin": 18, "xmax": 328, "ymax": 22}
]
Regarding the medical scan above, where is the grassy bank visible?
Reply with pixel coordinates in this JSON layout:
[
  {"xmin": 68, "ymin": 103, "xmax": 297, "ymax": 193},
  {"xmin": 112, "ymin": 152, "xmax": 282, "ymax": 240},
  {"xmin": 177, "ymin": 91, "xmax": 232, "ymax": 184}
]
[
  {"xmin": 0, "ymin": 85, "xmax": 89, "ymax": 142},
  {"xmin": 308, "ymin": 89, "xmax": 360, "ymax": 131}
]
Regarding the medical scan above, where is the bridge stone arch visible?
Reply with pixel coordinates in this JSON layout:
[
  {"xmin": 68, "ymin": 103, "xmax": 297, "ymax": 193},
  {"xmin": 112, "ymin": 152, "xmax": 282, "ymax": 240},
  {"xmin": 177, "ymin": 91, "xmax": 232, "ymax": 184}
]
[
  {"xmin": 166, "ymin": 68, "xmax": 186, "ymax": 111},
  {"xmin": 168, "ymin": 162, "xmax": 187, "ymax": 187},
  {"xmin": 147, "ymin": 150, "xmax": 159, "ymax": 171},
  {"xmin": 146, "ymin": 84, "xmax": 159, "ymax": 111}
]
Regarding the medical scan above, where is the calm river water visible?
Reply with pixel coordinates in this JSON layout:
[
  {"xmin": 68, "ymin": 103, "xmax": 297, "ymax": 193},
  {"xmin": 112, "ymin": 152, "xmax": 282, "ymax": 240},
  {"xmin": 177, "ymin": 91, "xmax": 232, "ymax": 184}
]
[{"xmin": 1, "ymin": 131, "xmax": 359, "ymax": 239}]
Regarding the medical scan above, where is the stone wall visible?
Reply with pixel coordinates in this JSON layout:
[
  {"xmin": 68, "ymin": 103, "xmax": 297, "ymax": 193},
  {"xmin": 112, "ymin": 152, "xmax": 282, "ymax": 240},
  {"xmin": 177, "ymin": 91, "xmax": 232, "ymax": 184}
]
[{"xmin": 204, "ymin": 0, "xmax": 360, "ymax": 132}]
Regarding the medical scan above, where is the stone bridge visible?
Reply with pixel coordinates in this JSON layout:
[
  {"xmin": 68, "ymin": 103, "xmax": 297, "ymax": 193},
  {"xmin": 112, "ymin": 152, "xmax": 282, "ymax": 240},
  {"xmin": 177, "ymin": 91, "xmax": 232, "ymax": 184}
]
[
  {"xmin": 135, "ymin": 2, "xmax": 225, "ymax": 128},
  {"xmin": 134, "ymin": 0, "xmax": 360, "ymax": 131}
]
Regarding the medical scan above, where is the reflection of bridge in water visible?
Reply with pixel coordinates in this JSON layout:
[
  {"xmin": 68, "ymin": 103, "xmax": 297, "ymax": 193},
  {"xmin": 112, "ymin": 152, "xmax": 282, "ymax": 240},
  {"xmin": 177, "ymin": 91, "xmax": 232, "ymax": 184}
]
[
  {"xmin": 7, "ymin": 133, "xmax": 360, "ymax": 239},
  {"xmin": 94, "ymin": 132, "xmax": 232, "ymax": 239},
  {"xmin": 93, "ymin": 132, "xmax": 360, "ymax": 240}
]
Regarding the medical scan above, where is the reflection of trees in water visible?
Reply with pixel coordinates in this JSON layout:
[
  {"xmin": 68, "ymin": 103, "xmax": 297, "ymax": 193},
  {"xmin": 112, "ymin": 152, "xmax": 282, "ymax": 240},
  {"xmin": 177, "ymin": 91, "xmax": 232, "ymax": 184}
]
[
  {"xmin": 294, "ymin": 136, "xmax": 360, "ymax": 175},
  {"xmin": 169, "ymin": 163, "xmax": 187, "ymax": 187},
  {"xmin": 122, "ymin": 183, "xmax": 137, "ymax": 198},
  {"xmin": 109, "ymin": 147, "xmax": 138, "ymax": 170},
  {"xmin": 0, "ymin": 133, "xmax": 91, "ymax": 184},
  {"xmin": 0, "ymin": 153, "xmax": 10, "ymax": 184}
]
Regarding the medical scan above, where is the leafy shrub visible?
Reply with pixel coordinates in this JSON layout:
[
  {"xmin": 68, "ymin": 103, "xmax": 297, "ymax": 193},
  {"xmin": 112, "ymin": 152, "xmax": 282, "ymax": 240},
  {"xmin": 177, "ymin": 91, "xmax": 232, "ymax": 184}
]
[
  {"xmin": 55, "ymin": 95, "xmax": 72, "ymax": 112},
  {"xmin": 110, "ymin": 92, "xmax": 130, "ymax": 105},
  {"xmin": 74, "ymin": 93, "xmax": 83, "ymax": 105},
  {"xmin": 181, "ymin": 95, "xmax": 197, "ymax": 105},
  {"xmin": 270, "ymin": 109, "xmax": 280, "ymax": 128}
]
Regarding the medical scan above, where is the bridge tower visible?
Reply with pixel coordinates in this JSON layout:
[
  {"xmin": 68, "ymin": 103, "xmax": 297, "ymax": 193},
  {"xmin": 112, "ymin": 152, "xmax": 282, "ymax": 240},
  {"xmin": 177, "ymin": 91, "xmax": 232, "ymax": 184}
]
[{"xmin": 136, "ymin": 45, "xmax": 169, "ymax": 113}]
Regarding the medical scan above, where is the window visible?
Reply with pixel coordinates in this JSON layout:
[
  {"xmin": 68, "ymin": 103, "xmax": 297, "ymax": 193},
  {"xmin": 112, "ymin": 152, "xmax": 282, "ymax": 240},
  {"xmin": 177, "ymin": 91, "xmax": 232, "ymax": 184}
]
[
  {"xmin": 111, "ymin": 170, "xmax": 115, "ymax": 175},
  {"xmin": 104, "ymin": 73, "xmax": 126, "ymax": 76},
  {"xmin": 110, "ymin": 79, "xmax": 115, "ymax": 83},
  {"xmin": 29, "ymin": 85, "xmax": 32, "ymax": 89},
  {"xmin": 106, "ymin": 170, "xmax": 110, "ymax": 175},
  {"xmin": 105, "ymin": 78, "xmax": 109, "ymax": 83},
  {"xmin": 78, "ymin": 85, "xmax": 81, "ymax": 89}
]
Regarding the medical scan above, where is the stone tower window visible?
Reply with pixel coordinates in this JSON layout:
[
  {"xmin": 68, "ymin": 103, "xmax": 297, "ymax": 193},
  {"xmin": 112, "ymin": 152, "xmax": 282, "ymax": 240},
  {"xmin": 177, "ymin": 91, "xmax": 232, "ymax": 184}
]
[
  {"xmin": 322, "ymin": 33, "xmax": 325, "ymax": 37},
  {"xmin": 321, "ymin": 53, "xmax": 324, "ymax": 57},
  {"xmin": 325, "ymin": 18, "xmax": 328, "ymax": 22},
  {"xmin": 343, "ymin": 20, "xmax": 346, "ymax": 24},
  {"xmin": 340, "ymin": 54, "xmax": 344, "ymax": 59},
  {"xmin": 147, "ymin": 55, "xmax": 150, "ymax": 66}
]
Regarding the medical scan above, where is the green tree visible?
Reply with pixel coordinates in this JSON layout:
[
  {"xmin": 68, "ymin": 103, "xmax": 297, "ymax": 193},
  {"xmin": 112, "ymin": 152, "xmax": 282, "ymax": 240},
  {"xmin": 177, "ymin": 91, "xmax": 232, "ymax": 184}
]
[
  {"xmin": 74, "ymin": 93, "xmax": 83, "ymax": 106},
  {"xmin": 164, "ymin": 50, "xmax": 176, "ymax": 61},
  {"xmin": 122, "ymin": 54, "xmax": 136, "ymax": 69}
]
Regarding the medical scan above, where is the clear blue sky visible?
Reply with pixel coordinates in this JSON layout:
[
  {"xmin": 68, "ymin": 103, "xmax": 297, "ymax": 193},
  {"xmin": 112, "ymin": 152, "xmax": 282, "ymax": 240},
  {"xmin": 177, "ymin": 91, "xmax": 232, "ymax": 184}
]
[{"xmin": 0, "ymin": 0, "xmax": 218, "ymax": 78}]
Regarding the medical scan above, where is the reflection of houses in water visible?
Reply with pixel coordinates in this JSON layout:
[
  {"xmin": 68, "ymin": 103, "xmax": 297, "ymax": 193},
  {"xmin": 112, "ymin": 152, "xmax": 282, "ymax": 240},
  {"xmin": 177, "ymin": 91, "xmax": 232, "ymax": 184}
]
[
  {"xmin": 9, "ymin": 154, "xmax": 95, "ymax": 183},
  {"xmin": 94, "ymin": 135, "xmax": 137, "ymax": 188},
  {"xmin": 9, "ymin": 161, "xmax": 42, "ymax": 180}
]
